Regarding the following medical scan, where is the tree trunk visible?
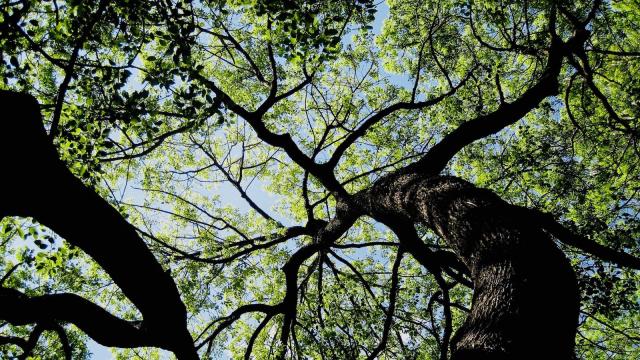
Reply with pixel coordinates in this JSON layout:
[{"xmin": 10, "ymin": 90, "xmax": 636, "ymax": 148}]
[{"xmin": 358, "ymin": 174, "xmax": 580, "ymax": 359}]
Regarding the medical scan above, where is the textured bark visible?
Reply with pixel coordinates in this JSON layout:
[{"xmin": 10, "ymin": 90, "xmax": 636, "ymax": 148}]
[{"xmin": 357, "ymin": 174, "xmax": 580, "ymax": 359}]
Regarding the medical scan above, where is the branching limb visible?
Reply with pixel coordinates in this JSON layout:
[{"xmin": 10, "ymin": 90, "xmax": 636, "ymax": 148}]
[
  {"xmin": 316, "ymin": 251, "xmax": 325, "ymax": 328},
  {"xmin": 17, "ymin": 323, "xmax": 46, "ymax": 360},
  {"xmin": 196, "ymin": 303, "xmax": 280, "ymax": 354},
  {"xmin": 16, "ymin": 322, "xmax": 73, "ymax": 360},
  {"xmin": 386, "ymin": 223, "xmax": 454, "ymax": 359},
  {"xmin": 198, "ymin": 72, "xmax": 345, "ymax": 194},
  {"xmin": 327, "ymin": 70, "xmax": 476, "ymax": 171},
  {"xmin": 383, "ymin": 221, "xmax": 472, "ymax": 288},
  {"xmin": 100, "ymin": 114, "xmax": 215, "ymax": 162},
  {"xmin": 50, "ymin": 322, "xmax": 72, "ymax": 360},
  {"xmin": 583, "ymin": 0, "xmax": 602, "ymax": 26},
  {"xmin": 581, "ymin": 310, "xmax": 640, "ymax": 342},
  {"xmin": 196, "ymin": 22, "xmax": 270, "ymax": 87},
  {"xmin": 573, "ymin": 51, "xmax": 634, "ymax": 135},
  {"xmin": 136, "ymin": 187, "xmax": 249, "ymax": 238},
  {"xmin": 332, "ymin": 241, "xmax": 400, "ymax": 249},
  {"xmin": 11, "ymin": 25, "xmax": 66, "ymax": 68},
  {"xmin": 143, "ymin": 226, "xmax": 308, "ymax": 264},
  {"xmin": 427, "ymin": 290, "xmax": 443, "ymax": 349},
  {"xmin": 192, "ymin": 139, "xmax": 277, "ymax": 223},
  {"xmin": 15, "ymin": 322, "xmax": 71, "ymax": 360},
  {"xmin": 0, "ymin": 262, "xmax": 22, "ymax": 286},
  {"xmin": 276, "ymin": 201, "xmax": 360, "ymax": 359},
  {"xmin": 554, "ymin": 0, "xmax": 601, "ymax": 29},
  {"xmin": 328, "ymin": 249, "xmax": 387, "ymax": 313},
  {"xmin": 405, "ymin": 28, "xmax": 579, "ymax": 175},
  {"xmin": 564, "ymin": 72, "xmax": 586, "ymax": 136},
  {"xmin": 495, "ymin": 72, "xmax": 505, "ymax": 105},
  {"xmin": 256, "ymin": 72, "xmax": 315, "ymax": 116},
  {"xmin": 591, "ymin": 49, "xmax": 640, "ymax": 57}
]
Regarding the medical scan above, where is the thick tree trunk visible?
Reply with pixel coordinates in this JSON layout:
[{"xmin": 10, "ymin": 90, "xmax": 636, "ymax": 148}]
[{"xmin": 358, "ymin": 174, "xmax": 580, "ymax": 359}]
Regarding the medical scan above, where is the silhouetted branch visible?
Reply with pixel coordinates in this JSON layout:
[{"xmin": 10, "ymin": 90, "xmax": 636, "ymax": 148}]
[{"xmin": 365, "ymin": 250, "xmax": 404, "ymax": 360}]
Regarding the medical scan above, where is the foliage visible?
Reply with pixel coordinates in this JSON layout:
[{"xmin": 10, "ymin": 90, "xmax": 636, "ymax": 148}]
[{"xmin": 2, "ymin": 0, "xmax": 640, "ymax": 358}]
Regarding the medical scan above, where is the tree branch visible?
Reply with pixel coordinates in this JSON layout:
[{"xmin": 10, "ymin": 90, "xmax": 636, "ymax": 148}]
[
  {"xmin": 49, "ymin": 0, "xmax": 109, "ymax": 140},
  {"xmin": 0, "ymin": 289, "xmax": 157, "ymax": 349},
  {"xmin": 515, "ymin": 206, "xmax": 640, "ymax": 270},
  {"xmin": 196, "ymin": 303, "xmax": 280, "ymax": 353},
  {"xmin": 327, "ymin": 72, "xmax": 474, "ymax": 171},
  {"xmin": 0, "ymin": 262, "xmax": 22, "ymax": 286},
  {"xmin": 404, "ymin": 32, "xmax": 574, "ymax": 175},
  {"xmin": 365, "ymin": 249, "xmax": 404, "ymax": 360},
  {"xmin": 244, "ymin": 313, "xmax": 275, "ymax": 360},
  {"xmin": 0, "ymin": 335, "xmax": 27, "ymax": 350},
  {"xmin": 193, "ymin": 140, "xmax": 277, "ymax": 223},
  {"xmin": 276, "ymin": 201, "xmax": 360, "ymax": 358}
]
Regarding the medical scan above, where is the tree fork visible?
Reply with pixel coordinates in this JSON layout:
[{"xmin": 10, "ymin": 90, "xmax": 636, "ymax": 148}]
[{"xmin": 356, "ymin": 174, "xmax": 580, "ymax": 358}]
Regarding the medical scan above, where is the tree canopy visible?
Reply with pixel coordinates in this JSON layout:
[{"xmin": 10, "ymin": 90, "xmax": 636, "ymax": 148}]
[{"xmin": 2, "ymin": 0, "xmax": 640, "ymax": 358}]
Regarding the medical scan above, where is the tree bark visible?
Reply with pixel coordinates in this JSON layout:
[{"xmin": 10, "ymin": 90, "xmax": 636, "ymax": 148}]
[{"xmin": 357, "ymin": 174, "xmax": 580, "ymax": 359}]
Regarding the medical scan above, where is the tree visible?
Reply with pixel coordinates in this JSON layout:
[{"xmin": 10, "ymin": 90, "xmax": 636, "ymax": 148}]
[{"xmin": 1, "ymin": 0, "xmax": 640, "ymax": 358}]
